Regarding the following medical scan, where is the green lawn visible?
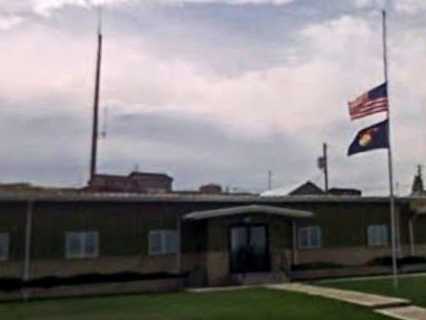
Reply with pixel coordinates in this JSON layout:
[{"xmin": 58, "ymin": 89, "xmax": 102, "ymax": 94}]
[
  {"xmin": 317, "ymin": 274, "xmax": 426, "ymax": 307},
  {"xmin": 0, "ymin": 288, "xmax": 389, "ymax": 320}
]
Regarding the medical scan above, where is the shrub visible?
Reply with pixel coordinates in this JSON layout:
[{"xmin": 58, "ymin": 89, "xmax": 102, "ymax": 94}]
[
  {"xmin": 367, "ymin": 255, "xmax": 426, "ymax": 267},
  {"xmin": 0, "ymin": 272, "xmax": 187, "ymax": 292},
  {"xmin": 291, "ymin": 262, "xmax": 344, "ymax": 271}
]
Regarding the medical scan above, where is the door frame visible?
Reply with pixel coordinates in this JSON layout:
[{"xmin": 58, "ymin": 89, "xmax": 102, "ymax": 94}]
[{"xmin": 228, "ymin": 222, "xmax": 271, "ymax": 274}]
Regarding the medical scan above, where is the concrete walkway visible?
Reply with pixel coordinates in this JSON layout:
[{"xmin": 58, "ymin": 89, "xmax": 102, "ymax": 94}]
[
  {"xmin": 187, "ymin": 285, "xmax": 256, "ymax": 293},
  {"xmin": 376, "ymin": 306, "xmax": 426, "ymax": 320},
  {"xmin": 265, "ymin": 283, "xmax": 410, "ymax": 309},
  {"xmin": 316, "ymin": 273, "xmax": 426, "ymax": 284}
]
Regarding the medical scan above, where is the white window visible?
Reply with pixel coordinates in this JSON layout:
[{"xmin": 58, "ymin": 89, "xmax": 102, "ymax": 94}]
[
  {"xmin": 149, "ymin": 230, "xmax": 177, "ymax": 255},
  {"xmin": 0, "ymin": 233, "xmax": 10, "ymax": 261},
  {"xmin": 367, "ymin": 225, "xmax": 388, "ymax": 247},
  {"xmin": 298, "ymin": 226, "xmax": 321, "ymax": 249},
  {"xmin": 65, "ymin": 231, "xmax": 99, "ymax": 259}
]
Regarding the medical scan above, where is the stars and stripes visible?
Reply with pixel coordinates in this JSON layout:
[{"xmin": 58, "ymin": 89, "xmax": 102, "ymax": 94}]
[{"xmin": 348, "ymin": 82, "xmax": 389, "ymax": 121}]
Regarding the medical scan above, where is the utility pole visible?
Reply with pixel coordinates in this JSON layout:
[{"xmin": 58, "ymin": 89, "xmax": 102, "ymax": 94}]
[
  {"xmin": 323, "ymin": 143, "xmax": 329, "ymax": 192},
  {"xmin": 267, "ymin": 170, "xmax": 272, "ymax": 190},
  {"xmin": 317, "ymin": 143, "xmax": 329, "ymax": 192},
  {"xmin": 89, "ymin": 8, "xmax": 103, "ymax": 183}
]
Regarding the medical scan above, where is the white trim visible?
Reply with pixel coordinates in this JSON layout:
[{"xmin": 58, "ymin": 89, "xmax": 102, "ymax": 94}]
[{"xmin": 184, "ymin": 205, "xmax": 313, "ymax": 221}]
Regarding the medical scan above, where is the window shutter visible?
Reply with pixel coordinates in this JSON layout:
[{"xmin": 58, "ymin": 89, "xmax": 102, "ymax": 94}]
[
  {"xmin": 165, "ymin": 231, "xmax": 177, "ymax": 254},
  {"xmin": 85, "ymin": 232, "xmax": 99, "ymax": 258},
  {"xmin": 66, "ymin": 232, "xmax": 83, "ymax": 258},
  {"xmin": 0, "ymin": 233, "xmax": 10, "ymax": 261},
  {"xmin": 149, "ymin": 231, "xmax": 163, "ymax": 255},
  {"xmin": 381, "ymin": 225, "xmax": 389, "ymax": 246}
]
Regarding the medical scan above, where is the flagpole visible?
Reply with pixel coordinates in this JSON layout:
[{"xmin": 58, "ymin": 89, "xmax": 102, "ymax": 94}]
[{"xmin": 382, "ymin": 9, "xmax": 398, "ymax": 289}]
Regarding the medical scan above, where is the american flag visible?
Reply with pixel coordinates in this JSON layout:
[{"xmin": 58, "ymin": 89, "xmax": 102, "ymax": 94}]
[{"xmin": 348, "ymin": 82, "xmax": 389, "ymax": 121}]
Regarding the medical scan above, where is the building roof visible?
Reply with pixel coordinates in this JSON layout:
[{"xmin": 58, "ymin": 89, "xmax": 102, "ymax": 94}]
[
  {"xmin": 128, "ymin": 171, "xmax": 173, "ymax": 180},
  {"xmin": 261, "ymin": 181, "xmax": 324, "ymax": 197},
  {"xmin": 0, "ymin": 190, "xmax": 412, "ymax": 205},
  {"xmin": 183, "ymin": 205, "xmax": 314, "ymax": 220},
  {"xmin": 93, "ymin": 171, "xmax": 173, "ymax": 180}
]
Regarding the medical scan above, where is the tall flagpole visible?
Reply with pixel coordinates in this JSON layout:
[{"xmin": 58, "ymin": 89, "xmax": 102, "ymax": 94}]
[
  {"xmin": 382, "ymin": 9, "xmax": 398, "ymax": 289},
  {"xmin": 90, "ymin": 7, "xmax": 103, "ymax": 183}
]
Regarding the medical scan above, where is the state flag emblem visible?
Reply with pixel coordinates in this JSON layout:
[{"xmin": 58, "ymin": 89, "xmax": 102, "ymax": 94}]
[{"xmin": 348, "ymin": 120, "xmax": 389, "ymax": 156}]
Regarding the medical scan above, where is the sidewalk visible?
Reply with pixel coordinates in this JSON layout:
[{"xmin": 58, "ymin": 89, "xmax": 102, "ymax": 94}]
[{"xmin": 376, "ymin": 306, "xmax": 426, "ymax": 320}]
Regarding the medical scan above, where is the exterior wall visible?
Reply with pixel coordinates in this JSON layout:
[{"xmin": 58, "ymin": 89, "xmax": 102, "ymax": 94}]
[
  {"xmin": 0, "ymin": 201, "xmax": 185, "ymax": 279},
  {"xmin": 292, "ymin": 202, "xmax": 417, "ymax": 266},
  {"xmin": 0, "ymin": 198, "xmax": 423, "ymax": 290},
  {"xmin": 296, "ymin": 246, "xmax": 392, "ymax": 266}
]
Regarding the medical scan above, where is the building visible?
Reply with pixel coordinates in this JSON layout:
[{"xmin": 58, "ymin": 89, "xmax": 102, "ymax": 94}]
[
  {"xmin": 198, "ymin": 184, "xmax": 223, "ymax": 194},
  {"xmin": 87, "ymin": 171, "xmax": 173, "ymax": 194},
  {"xmin": 0, "ymin": 191, "xmax": 425, "ymax": 295},
  {"xmin": 328, "ymin": 188, "xmax": 362, "ymax": 196},
  {"xmin": 261, "ymin": 181, "xmax": 361, "ymax": 197},
  {"xmin": 411, "ymin": 166, "xmax": 425, "ymax": 196}
]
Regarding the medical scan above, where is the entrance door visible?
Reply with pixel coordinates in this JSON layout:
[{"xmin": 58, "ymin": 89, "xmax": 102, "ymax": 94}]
[{"xmin": 230, "ymin": 224, "xmax": 270, "ymax": 273}]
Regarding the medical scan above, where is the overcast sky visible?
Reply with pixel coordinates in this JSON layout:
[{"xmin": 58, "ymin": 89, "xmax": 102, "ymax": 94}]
[{"xmin": 0, "ymin": 0, "xmax": 425, "ymax": 195}]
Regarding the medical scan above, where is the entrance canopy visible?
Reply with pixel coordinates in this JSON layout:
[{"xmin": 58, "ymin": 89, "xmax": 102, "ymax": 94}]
[{"xmin": 183, "ymin": 204, "xmax": 314, "ymax": 221}]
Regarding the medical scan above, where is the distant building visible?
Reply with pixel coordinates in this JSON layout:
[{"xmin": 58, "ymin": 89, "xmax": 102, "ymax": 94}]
[
  {"xmin": 88, "ymin": 171, "xmax": 173, "ymax": 194},
  {"xmin": 199, "ymin": 184, "xmax": 223, "ymax": 194},
  {"xmin": 0, "ymin": 183, "xmax": 41, "ymax": 192},
  {"xmin": 328, "ymin": 188, "xmax": 362, "ymax": 196},
  {"xmin": 262, "ymin": 181, "xmax": 361, "ymax": 197},
  {"xmin": 288, "ymin": 181, "xmax": 324, "ymax": 196},
  {"xmin": 261, "ymin": 181, "xmax": 324, "ymax": 197},
  {"xmin": 0, "ymin": 183, "xmax": 77, "ymax": 194}
]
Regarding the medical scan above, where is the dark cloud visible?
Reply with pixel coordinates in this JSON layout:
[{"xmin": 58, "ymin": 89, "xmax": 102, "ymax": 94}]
[{"xmin": 100, "ymin": 110, "xmax": 314, "ymax": 191}]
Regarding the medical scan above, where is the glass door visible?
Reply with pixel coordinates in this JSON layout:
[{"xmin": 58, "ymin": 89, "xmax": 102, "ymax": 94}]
[{"xmin": 230, "ymin": 224, "xmax": 270, "ymax": 273}]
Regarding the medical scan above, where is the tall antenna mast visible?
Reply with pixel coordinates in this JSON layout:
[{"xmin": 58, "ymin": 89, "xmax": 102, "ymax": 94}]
[{"xmin": 89, "ymin": 7, "xmax": 103, "ymax": 183}]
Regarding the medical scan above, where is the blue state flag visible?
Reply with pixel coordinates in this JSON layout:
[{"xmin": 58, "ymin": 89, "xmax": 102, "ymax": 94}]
[{"xmin": 348, "ymin": 120, "xmax": 389, "ymax": 156}]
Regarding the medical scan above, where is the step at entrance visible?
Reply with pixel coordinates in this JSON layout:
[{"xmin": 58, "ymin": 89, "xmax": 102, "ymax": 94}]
[{"xmin": 232, "ymin": 272, "xmax": 288, "ymax": 285}]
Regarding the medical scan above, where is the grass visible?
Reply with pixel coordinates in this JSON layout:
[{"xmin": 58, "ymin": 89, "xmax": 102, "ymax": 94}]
[
  {"xmin": 0, "ymin": 288, "xmax": 390, "ymax": 320},
  {"xmin": 316, "ymin": 274, "xmax": 426, "ymax": 307}
]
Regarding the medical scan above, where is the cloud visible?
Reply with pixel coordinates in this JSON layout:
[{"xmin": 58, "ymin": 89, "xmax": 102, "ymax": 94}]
[
  {"xmin": 0, "ymin": 1, "xmax": 423, "ymax": 194},
  {"xmin": 1, "ymin": 0, "xmax": 296, "ymax": 17},
  {"xmin": 0, "ymin": 15, "xmax": 23, "ymax": 30},
  {"xmin": 353, "ymin": 0, "xmax": 426, "ymax": 14},
  {"xmin": 353, "ymin": 0, "xmax": 386, "ymax": 9},
  {"xmin": 97, "ymin": 109, "xmax": 314, "ymax": 191},
  {"xmin": 0, "ymin": 0, "xmax": 297, "ymax": 30},
  {"xmin": 394, "ymin": 0, "xmax": 426, "ymax": 14}
]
